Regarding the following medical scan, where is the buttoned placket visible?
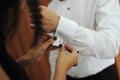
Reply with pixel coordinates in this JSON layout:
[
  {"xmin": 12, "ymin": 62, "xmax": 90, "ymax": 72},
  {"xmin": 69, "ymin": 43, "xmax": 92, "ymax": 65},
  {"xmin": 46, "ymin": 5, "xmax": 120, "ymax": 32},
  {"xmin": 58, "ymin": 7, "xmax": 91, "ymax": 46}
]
[{"xmin": 54, "ymin": 0, "xmax": 73, "ymax": 46}]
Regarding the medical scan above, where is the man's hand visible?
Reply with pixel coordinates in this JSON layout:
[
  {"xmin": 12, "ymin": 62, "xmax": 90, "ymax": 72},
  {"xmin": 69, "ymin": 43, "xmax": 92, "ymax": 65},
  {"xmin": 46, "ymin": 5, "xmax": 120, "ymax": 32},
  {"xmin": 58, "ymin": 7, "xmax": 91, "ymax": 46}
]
[{"xmin": 40, "ymin": 6, "xmax": 60, "ymax": 33}]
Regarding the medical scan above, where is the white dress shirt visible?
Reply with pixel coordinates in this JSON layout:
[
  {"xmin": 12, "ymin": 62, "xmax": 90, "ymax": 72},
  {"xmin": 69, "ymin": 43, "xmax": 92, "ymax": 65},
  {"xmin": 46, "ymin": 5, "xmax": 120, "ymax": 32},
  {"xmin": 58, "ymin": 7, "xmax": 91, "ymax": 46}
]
[{"xmin": 48, "ymin": 0, "xmax": 120, "ymax": 79}]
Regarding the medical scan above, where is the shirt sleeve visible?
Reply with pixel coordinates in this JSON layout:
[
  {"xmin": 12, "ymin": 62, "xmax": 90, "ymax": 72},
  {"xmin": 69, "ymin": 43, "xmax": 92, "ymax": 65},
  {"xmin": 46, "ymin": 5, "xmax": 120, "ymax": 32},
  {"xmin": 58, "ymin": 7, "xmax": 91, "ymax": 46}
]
[{"xmin": 54, "ymin": 0, "xmax": 120, "ymax": 59}]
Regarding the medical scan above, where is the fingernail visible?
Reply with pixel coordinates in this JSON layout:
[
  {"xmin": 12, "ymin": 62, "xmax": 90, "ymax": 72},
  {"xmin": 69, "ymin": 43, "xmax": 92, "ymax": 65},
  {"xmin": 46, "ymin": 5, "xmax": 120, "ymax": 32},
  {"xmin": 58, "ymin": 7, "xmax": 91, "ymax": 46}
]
[
  {"xmin": 74, "ymin": 64, "xmax": 78, "ymax": 67},
  {"xmin": 59, "ymin": 44, "xmax": 63, "ymax": 48},
  {"xmin": 77, "ymin": 51, "xmax": 79, "ymax": 53},
  {"xmin": 53, "ymin": 36, "xmax": 57, "ymax": 40},
  {"xmin": 30, "ymin": 26, "xmax": 35, "ymax": 29}
]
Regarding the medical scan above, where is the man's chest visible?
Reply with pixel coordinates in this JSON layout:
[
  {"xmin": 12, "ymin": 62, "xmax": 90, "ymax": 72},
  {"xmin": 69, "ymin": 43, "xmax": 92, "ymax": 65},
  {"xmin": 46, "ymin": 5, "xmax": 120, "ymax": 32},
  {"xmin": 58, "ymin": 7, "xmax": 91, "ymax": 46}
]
[{"xmin": 48, "ymin": 0, "xmax": 97, "ymax": 28}]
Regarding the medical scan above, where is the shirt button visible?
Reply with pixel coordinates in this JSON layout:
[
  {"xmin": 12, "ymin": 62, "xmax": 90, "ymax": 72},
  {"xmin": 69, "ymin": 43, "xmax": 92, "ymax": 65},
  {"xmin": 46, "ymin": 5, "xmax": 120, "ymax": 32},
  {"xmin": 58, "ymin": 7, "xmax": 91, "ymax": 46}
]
[
  {"xmin": 59, "ymin": 0, "xmax": 66, "ymax": 1},
  {"xmin": 67, "ymin": 8, "xmax": 70, "ymax": 10}
]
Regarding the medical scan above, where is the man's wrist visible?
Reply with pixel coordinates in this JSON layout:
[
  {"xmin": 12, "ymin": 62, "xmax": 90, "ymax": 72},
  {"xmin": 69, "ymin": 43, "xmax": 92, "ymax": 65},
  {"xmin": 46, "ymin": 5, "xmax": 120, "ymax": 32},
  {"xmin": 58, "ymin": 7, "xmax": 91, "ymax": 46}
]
[{"xmin": 53, "ymin": 16, "xmax": 60, "ymax": 32}]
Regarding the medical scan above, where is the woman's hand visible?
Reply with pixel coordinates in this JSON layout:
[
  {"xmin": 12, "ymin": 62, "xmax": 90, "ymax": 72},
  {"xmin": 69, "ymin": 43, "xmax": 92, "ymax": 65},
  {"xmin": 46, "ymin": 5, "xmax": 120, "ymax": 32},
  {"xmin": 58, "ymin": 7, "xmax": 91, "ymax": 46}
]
[
  {"xmin": 53, "ymin": 44, "xmax": 78, "ymax": 80},
  {"xmin": 56, "ymin": 44, "xmax": 78, "ymax": 72},
  {"xmin": 17, "ymin": 37, "xmax": 56, "ymax": 67}
]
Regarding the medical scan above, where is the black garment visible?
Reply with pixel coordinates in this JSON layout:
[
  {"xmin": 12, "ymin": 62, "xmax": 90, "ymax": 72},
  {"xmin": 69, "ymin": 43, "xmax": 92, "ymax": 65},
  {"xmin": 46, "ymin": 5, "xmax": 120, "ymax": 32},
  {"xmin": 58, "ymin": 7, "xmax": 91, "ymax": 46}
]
[
  {"xmin": 67, "ymin": 65, "xmax": 118, "ymax": 80},
  {"xmin": 0, "ymin": 0, "xmax": 18, "ymax": 10},
  {"xmin": 0, "ymin": 31, "xmax": 29, "ymax": 80}
]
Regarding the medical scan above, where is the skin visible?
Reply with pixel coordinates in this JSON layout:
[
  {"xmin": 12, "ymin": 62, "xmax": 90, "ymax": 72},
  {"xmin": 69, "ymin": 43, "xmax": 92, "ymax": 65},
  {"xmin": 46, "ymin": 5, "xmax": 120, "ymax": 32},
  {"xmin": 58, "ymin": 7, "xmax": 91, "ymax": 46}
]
[
  {"xmin": 0, "ymin": 41, "xmax": 78, "ymax": 80},
  {"xmin": 0, "ymin": 5, "xmax": 78, "ymax": 80},
  {"xmin": 39, "ymin": 6, "xmax": 59, "ymax": 33},
  {"xmin": 0, "ymin": 67, "xmax": 9, "ymax": 80},
  {"xmin": 16, "ymin": 37, "xmax": 56, "ymax": 67},
  {"xmin": 0, "ymin": 37, "xmax": 55, "ymax": 80},
  {"xmin": 54, "ymin": 44, "xmax": 78, "ymax": 80},
  {"xmin": 39, "ymin": 6, "xmax": 79, "ymax": 80}
]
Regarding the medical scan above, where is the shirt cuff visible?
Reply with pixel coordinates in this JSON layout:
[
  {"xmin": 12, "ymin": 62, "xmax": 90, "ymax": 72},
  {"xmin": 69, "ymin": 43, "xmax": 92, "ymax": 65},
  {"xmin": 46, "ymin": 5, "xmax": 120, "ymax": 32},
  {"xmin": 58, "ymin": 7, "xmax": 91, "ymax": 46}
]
[
  {"xmin": 48, "ymin": 33, "xmax": 64, "ymax": 46},
  {"xmin": 54, "ymin": 16, "xmax": 78, "ymax": 44}
]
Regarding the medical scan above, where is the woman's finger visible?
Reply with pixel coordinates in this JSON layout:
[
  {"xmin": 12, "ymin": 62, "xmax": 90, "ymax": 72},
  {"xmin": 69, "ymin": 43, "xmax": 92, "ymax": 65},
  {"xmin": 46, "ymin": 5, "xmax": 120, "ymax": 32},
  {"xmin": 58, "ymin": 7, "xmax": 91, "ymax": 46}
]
[
  {"xmin": 41, "ymin": 37, "xmax": 56, "ymax": 50},
  {"xmin": 64, "ymin": 44, "xmax": 76, "ymax": 53}
]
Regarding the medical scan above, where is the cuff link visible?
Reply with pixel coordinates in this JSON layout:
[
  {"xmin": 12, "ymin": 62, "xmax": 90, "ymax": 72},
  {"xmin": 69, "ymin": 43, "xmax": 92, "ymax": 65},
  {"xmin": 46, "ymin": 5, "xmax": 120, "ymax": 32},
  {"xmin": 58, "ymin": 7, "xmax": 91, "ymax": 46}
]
[{"xmin": 59, "ymin": 0, "xmax": 66, "ymax": 1}]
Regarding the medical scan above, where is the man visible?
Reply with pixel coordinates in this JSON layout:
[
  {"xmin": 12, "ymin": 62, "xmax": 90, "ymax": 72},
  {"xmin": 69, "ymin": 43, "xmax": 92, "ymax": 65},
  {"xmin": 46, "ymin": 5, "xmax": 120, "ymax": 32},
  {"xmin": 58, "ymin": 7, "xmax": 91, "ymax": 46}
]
[{"xmin": 39, "ymin": 0, "xmax": 120, "ymax": 80}]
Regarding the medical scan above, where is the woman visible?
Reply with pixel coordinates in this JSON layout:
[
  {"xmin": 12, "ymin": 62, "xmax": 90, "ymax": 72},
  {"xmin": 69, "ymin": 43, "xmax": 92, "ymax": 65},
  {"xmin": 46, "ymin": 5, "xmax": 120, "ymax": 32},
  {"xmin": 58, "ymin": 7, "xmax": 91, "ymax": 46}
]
[
  {"xmin": 0, "ymin": 1, "xmax": 57, "ymax": 80},
  {"xmin": 0, "ymin": 0, "xmax": 78, "ymax": 80}
]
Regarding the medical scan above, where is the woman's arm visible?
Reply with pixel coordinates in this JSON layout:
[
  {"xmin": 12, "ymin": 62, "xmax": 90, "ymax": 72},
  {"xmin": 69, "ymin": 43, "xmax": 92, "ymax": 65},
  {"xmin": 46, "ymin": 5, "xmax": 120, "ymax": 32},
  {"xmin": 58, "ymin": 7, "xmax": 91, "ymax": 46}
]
[
  {"xmin": 16, "ymin": 37, "xmax": 56, "ymax": 67},
  {"xmin": 0, "ymin": 67, "xmax": 9, "ymax": 80}
]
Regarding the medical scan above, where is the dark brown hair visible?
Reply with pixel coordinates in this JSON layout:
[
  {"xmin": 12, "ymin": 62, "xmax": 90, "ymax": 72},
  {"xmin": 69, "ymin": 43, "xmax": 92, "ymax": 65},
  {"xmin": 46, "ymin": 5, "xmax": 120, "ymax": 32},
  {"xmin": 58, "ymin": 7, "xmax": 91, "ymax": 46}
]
[{"xmin": 0, "ymin": 0, "xmax": 29, "ymax": 80}]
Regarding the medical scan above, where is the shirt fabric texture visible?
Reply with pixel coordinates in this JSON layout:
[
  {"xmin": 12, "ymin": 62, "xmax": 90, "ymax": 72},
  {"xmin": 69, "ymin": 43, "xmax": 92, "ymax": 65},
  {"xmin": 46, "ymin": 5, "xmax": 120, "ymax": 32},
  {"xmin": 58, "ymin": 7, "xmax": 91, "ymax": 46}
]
[{"xmin": 48, "ymin": 0, "xmax": 120, "ymax": 79}]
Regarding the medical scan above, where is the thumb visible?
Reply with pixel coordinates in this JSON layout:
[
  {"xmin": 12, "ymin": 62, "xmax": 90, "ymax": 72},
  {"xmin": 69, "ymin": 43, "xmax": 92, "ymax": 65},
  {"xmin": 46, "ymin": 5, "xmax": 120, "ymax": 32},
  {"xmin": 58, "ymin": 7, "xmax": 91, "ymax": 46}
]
[{"xmin": 41, "ymin": 38, "xmax": 55, "ymax": 49}]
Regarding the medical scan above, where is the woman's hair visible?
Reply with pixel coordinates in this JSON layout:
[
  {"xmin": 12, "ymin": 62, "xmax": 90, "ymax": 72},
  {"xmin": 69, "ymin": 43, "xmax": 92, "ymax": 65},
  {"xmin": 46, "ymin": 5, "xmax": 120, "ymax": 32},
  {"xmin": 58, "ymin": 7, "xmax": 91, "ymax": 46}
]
[
  {"xmin": 0, "ymin": 0, "xmax": 43, "ymax": 79},
  {"xmin": 0, "ymin": 1, "xmax": 30, "ymax": 80},
  {"xmin": 0, "ymin": 0, "xmax": 20, "ymax": 41},
  {"xmin": 0, "ymin": 0, "xmax": 42, "ymax": 47}
]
